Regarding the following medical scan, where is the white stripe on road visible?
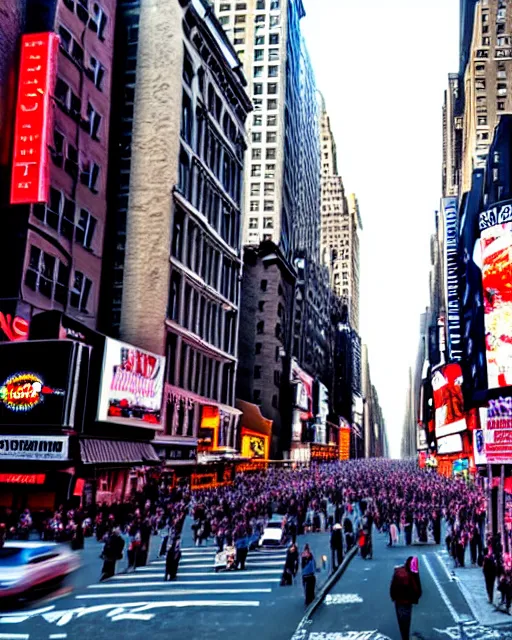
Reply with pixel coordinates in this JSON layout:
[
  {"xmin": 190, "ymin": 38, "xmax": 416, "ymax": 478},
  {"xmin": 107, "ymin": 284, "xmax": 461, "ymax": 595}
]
[
  {"xmin": 76, "ymin": 588, "xmax": 272, "ymax": 599},
  {"xmin": 149, "ymin": 561, "xmax": 283, "ymax": 568},
  {"xmin": 117, "ymin": 570, "xmax": 283, "ymax": 577},
  {"xmin": 90, "ymin": 579, "xmax": 280, "ymax": 588},
  {"xmin": 435, "ymin": 552, "xmax": 455, "ymax": 582},
  {"xmin": 49, "ymin": 635, "xmax": 68, "ymax": 639},
  {"xmin": 422, "ymin": 554, "xmax": 459, "ymax": 623},
  {"xmin": 0, "ymin": 635, "xmax": 30, "ymax": 639},
  {"xmin": 178, "ymin": 556, "xmax": 285, "ymax": 564}
]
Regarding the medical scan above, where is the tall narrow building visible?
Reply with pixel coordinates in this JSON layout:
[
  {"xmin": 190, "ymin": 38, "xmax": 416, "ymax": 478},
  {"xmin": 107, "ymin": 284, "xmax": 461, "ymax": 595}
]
[
  {"xmin": 461, "ymin": 0, "xmax": 512, "ymax": 193},
  {"xmin": 211, "ymin": 0, "xmax": 320, "ymax": 261}
]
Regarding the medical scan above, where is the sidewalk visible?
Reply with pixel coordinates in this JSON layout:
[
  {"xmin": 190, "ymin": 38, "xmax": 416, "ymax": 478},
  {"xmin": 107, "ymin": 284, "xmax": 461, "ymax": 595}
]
[{"xmin": 437, "ymin": 546, "xmax": 512, "ymax": 627}]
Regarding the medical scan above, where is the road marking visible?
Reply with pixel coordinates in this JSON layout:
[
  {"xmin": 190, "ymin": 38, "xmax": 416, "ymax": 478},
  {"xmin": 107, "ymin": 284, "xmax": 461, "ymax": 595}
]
[
  {"xmin": 0, "ymin": 635, "xmax": 30, "ymax": 639},
  {"xmin": 119, "ymin": 569, "xmax": 283, "ymax": 577},
  {"xmin": 435, "ymin": 552, "xmax": 455, "ymax": 582},
  {"xmin": 89, "ymin": 579, "xmax": 280, "ymax": 588},
  {"xmin": 178, "ymin": 555, "xmax": 286, "ymax": 564},
  {"xmin": 434, "ymin": 624, "xmax": 501, "ymax": 639},
  {"xmin": 49, "ymin": 635, "xmax": 68, "ymax": 639},
  {"xmin": 325, "ymin": 594, "xmax": 363, "ymax": 606},
  {"xmin": 422, "ymin": 554, "xmax": 459, "ymax": 623},
  {"xmin": 148, "ymin": 561, "xmax": 283, "ymax": 568},
  {"xmin": 76, "ymin": 588, "xmax": 272, "ymax": 599},
  {"xmin": 308, "ymin": 633, "xmax": 391, "ymax": 639}
]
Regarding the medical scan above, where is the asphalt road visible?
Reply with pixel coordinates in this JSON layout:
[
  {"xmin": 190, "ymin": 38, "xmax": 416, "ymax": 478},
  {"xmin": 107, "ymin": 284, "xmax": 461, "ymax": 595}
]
[
  {"xmin": 296, "ymin": 530, "xmax": 512, "ymax": 640},
  {"xmin": 0, "ymin": 531, "xmax": 333, "ymax": 640}
]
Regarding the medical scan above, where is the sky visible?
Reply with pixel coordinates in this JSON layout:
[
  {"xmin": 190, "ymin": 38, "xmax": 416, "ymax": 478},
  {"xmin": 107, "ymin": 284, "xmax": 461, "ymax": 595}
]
[{"xmin": 301, "ymin": 0, "xmax": 460, "ymax": 458}]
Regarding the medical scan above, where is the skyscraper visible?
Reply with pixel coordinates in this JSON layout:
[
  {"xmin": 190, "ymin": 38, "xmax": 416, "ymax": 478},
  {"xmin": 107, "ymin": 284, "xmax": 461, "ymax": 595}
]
[{"xmin": 211, "ymin": 0, "xmax": 320, "ymax": 261}]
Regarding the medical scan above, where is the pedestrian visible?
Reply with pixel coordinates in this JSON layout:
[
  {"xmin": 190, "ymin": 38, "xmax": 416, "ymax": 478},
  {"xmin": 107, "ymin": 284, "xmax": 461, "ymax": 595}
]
[
  {"xmin": 301, "ymin": 543, "xmax": 316, "ymax": 606},
  {"xmin": 390, "ymin": 556, "xmax": 422, "ymax": 640},
  {"xmin": 330, "ymin": 523, "xmax": 343, "ymax": 571},
  {"xmin": 100, "ymin": 527, "xmax": 125, "ymax": 582},
  {"xmin": 470, "ymin": 525, "xmax": 482, "ymax": 566},
  {"xmin": 343, "ymin": 516, "xmax": 354, "ymax": 551},
  {"xmin": 164, "ymin": 536, "xmax": 181, "ymax": 581},
  {"xmin": 280, "ymin": 542, "xmax": 299, "ymax": 586},
  {"xmin": 235, "ymin": 532, "xmax": 249, "ymax": 570},
  {"xmin": 483, "ymin": 549, "xmax": 497, "ymax": 604}
]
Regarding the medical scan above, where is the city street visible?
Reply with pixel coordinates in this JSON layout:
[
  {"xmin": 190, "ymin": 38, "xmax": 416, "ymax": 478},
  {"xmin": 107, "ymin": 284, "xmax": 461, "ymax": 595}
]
[
  {"xmin": 0, "ymin": 530, "xmax": 333, "ymax": 640},
  {"xmin": 296, "ymin": 531, "xmax": 512, "ymax": 640}
]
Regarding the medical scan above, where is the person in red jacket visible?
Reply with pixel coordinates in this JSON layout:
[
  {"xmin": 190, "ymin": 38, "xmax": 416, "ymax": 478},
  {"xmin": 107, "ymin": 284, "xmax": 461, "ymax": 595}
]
[{"xmin": 390, "ymin": 556, "xmax": 422, "ymax": 640}]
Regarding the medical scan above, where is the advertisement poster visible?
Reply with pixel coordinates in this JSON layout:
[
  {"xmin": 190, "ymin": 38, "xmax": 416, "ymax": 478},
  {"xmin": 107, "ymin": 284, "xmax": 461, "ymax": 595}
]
[
  {"xmin": 432, "ymin": 363, "xmax": 467, "ymax": 438},
  {"xmin": 339, "ymin": 425, "xmax": 350, "ymax": 461},
  {"xmin": 480, "ymin": 201, "xmax": 512, "ymax": 389},
  {"xmin": 291, "ymin": 360, "xmax": 313, "ymax": 442},
  {"xmin": 442, "ymin": 197, "xmax": 463, "ymax": 360},
  {"xmin": 473, "ymin": 429, "xmax": 487, "ymax": 465},
  {"xmin": 484, "ymin": 396, "xmax": 512, "ymax": 463},
  {"xmin": 437, "ymin": 433, "xmax": 463, "ymax": 455},
  {"xmin": 241, "ymin": 428, "xmax": 268, "ymax": 460},
  {"xmin": 97, "ymin": 338, "xmax": 165, "ymax": 429}
]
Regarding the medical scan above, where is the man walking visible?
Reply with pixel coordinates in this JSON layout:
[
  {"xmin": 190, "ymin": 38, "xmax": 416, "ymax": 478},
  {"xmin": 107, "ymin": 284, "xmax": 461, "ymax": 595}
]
[
  {"xmin": 390, "ymin": 556, "xmax": 422, "ymax": 640},
  {"xmin": 100, "ymin": 527, "xmax": 125, "ymax": 581}
]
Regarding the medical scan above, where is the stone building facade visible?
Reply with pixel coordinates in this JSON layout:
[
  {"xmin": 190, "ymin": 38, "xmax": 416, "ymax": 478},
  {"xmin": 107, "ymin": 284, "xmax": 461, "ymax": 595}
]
[{"xmin": 113, "ymin": 0, "xmax": 252, "ymax": 451}]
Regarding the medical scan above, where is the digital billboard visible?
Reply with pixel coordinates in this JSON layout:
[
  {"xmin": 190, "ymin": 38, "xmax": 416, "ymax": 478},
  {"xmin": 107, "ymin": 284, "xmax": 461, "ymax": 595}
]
[
  {"xmin": 241, "ymin": 428, "xmax": 269, "ymax": 460},
  {"xmin": 442, "ymin": 197, "xmax": 463, "ymax": 360},
  {"xmin": 432, "ymin": 363, "xmax": 467, "ymax": 438},
  {"xmin": 484, "ymin": 396, "xmax": 512, "ymax": 463},
  {"xmin": 10, "ymin": 33, "xmax": 59, "ymax": 204},
  {"xmin": 97, "ymin": 338, "xmax": 165, "ymax": 429},
  {"xmin": 480, "ymin": 200, "xmax": 512, "ymax": 389}
]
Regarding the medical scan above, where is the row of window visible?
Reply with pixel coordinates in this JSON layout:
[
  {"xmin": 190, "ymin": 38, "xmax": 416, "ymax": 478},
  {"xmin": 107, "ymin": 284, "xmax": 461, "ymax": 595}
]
[
  {"xmin": 25, "ymin": 246, "xmax": 92, "ymax": 312},
  {"xmin": 250, "ymin": 182, "xmax": 275, "ymax": 196},
  {"xmin": 248, "ymin": 217, "xmax": 274, "ymax": 229},
  {"xmin": 249, "ymin": 200, "xmax": 274, "ymax": 212},
  {"xmin": 171, "ymin": 207, "xmax": 240, "ymax": 305},
  {"xmin": 166, "ymin": 333, "xmax": 234, "ymax": 405},
  {"xmin": 54, "ymin": 76, "xmax": 103, "ymax": 140},
  {"xmin": 254, "ymin": 65, "xmax": 279, "ymax": 78},
  {"xmin": 219, "ymin": 1, "xmax": 279, "ymax": 11},
  {"xmin": 58, "ymin": 26, "xmax": 106, "ymax": 88},
  {"xmin": 253, "ymin": 98, "xmax": 278, "ymax": 111},
  {"xmin": 51, "ymin": 129, "xmax": 101, "ymax": 193},
  {"xmin": 33, "ymin": 188, "xmax": 97, "ymax": 250}
]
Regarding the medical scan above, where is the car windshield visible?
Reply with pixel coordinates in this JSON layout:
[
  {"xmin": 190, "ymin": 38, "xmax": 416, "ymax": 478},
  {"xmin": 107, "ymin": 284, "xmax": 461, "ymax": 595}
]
[
  {"xmin": 266, "ymin": 522, "xmax": 282, "ymax": 529},
  {"xmin": 0, "ymin": 548, "xmax": 24, "ymax": 566}
]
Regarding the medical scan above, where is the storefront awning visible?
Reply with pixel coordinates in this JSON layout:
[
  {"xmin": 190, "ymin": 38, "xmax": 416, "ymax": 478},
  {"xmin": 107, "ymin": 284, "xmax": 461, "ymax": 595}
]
[{"xmin": 79, "ymin": 439, "xmax": 160, "ymax": 466}]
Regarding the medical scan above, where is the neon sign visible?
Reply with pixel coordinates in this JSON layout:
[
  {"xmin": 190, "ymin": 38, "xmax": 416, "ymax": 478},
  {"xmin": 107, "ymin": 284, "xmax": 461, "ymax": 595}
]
[
  {"xmin": 0, "ymin": 474, "xmax": 45, "ymax": 485},
  {"xmin": 10, "ymin": 32, "xmax": 59, "ymax": 204},
  {"xmin": 0, "ymin": 373, "xmax": 64, "ymax": 412},
  {"xmin": 0, "ymin": 313, "xmax": 29, "ymax": 342}
]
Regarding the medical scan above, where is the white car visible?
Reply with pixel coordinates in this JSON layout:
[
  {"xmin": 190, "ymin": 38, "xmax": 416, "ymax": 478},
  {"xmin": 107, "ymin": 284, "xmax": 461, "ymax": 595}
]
[
  {"xmin": 258, "ymin": 516, "xmax": 288, "ymax": 548},
  {"xmin": 0, "ymin": 541, "xmax": 81, "ymax": 598}
]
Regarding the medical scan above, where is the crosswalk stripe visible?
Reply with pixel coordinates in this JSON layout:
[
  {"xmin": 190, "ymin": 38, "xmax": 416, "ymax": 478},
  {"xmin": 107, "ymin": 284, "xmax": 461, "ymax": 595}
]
[
  {"xmin": 148, "ymin": 561, "xmax": 283, "ymax": 568},
  {"xmin": 89, "ymin": 579, "xmax": 280, "ymax": 589},
  {"xmin": 116, "ymin": 569, "xmax": 283, "ymax": 577},
  {"xmin": 76, "ymin": 588, "xmax": 272, "ymax": 599},
  {"xmin": 178, "ymin": 556, "xmax": 285, "ymax": 564}
]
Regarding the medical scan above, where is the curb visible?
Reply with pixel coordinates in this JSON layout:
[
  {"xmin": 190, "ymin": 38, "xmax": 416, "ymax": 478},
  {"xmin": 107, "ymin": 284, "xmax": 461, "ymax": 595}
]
[{"xmin": 290, "ymin": 545, "xmax": 358, "ymax": 639}]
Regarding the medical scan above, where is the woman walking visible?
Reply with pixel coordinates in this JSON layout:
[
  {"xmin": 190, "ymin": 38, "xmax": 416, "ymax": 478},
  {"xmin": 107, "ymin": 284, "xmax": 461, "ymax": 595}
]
[
  {"xmin": 301, "ymin": 544, "xmax": 316, "ymax": 606},
  {"xmin": 280, "ymin": 542, "xmax": 299, "ymax": 586}
]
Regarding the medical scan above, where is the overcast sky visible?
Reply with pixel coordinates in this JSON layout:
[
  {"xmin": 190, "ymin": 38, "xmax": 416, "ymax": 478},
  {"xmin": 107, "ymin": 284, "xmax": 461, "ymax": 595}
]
[{"xmin": 302, "ymin": 0, "xmax": 460, "ymax": 457}]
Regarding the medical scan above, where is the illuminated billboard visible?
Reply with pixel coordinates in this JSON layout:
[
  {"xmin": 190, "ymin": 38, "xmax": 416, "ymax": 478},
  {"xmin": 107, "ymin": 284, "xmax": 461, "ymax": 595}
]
[
  {"xmin": 484, "ymin": 396, "xmax": 512, "ymax": 464},
  {"xmin": 442, "ymin": 198, "xmax": 463, "ymax": 360},
  {"xmin": 97, "ymin": 338, "xmax": 165, "ymax": 429},
  {"xmin": 479, "ymin": 200, "xmax": 512, "ymax": 389},
  {"xmin": 432, "ymin": 363, "xmax": 467, "ymax": 438},
  {"xmin": 241, "ymin": 428, "xmax": 269, "ymax": 460},
  {"xmin": 10, "ymin": 33, "xmax": 59, "ymax": 205}
]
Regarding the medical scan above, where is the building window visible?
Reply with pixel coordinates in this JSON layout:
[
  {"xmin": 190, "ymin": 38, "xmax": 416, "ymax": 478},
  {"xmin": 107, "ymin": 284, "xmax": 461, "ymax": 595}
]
[
  {"xmin": 255, "ymin": 342, "xmax": 262, "ymax": 355},
  {"xmin": 263, "ymin": 217, "xmax": 273, "ymax": 228},
  {"xmin": 234, "ymin": 38, "xmax": 245, "ymax": 45},
  {"xmin": 253, "ymin": 114, "xmax": 262, "ymax": 126},
  {"xmin": 267, "ymin": 99, "xmax": 277, "ymax": 110},
  {"xmin": 249, "ymin": 217, "xmax": 258, "ymax": 229},
  {"xmin": 258, "ymin": 300, "xmax": 265, "ymax": 311},
  {"xmin": 260, "ymin": 280, "xmax": 267, "ymax": 291},
  {"xmin": 253, "ymin": 83, "xmax": 263, "ymax": 95},
  {"xmin": 264, "ymin": 200, "xmax": 274, "ymax": 211},
  {"xmin": 33, "ymin": 187, "xmax": 75, "ymax": 240},
  {"xmin": 89, "ymin": 2, "xmax": 108, "ymax": 40},
  {"xmin": 256, "ymin": 321, "xmax": 264, "ymax": 334},
  {"xmin": 269, "ymin": 15, "xmax": 279, "ymax": 27},
  {"xmin": 25, "ymin": 246, "xmax": 69, "ymax": 304},
  {"xmin": 252, "ymin": 132, "xmax": 262, "ymax": 143},
  {"xmin": 254, "ymin": 366, "xmax": 262, "ymax": 379},
  {"xmin": 254, "ymin": 49, "xmax": 264, "ymax": 61},
  {"xmin": 265, "ymin": 164, "xmax": 275, "ymax": 178},
  {"xmin": 266, "ymin": 148, "xmax": 276, "ymax": 159},
  {"xmin": 253, "ymin": 390, "xmax": 261, "ymax": 404},
  {"xmin": 251, "ymin": 164, "xmax": 261, "ymax": 177},
  {"xmin": 256, "ymin": 0, "xmax": 265, "ymax": 8},
  {"xmin": 269, "ymin": 33, "xmax": 279, "ymax": 45},
  {"xmin": 70, "ymin": 270, "xmax": 92, "ymax": 312},
  {"xmin": 236, "ymin": 2, "xmax": 247, "ymax": 9},
  {"xmin": 250, "ymin": 182, "xmax": 261, "ymax": 195},
  {"xmin": 273, "ymin": 370, "xmax": 281, "ymax": 385},
  {"xmin": 87, "ymin": 56, "xmax": 105, "ymax": 90},
  {"xmin": 218, "ymin": 16, "xmax": 229, "ymax": 25},
  {"xmin": 268, "ymin": 82, "xmax": 278, "ymax": 95},
  {"xmin": 255, "ymin": 35, "xmax": 265, "ymax": 45},
  {"xmin": 267, "ymin": 115, "xmax": 277, "ymax": 126},
  {"xmin": 254, "ymin": 66, "xmax": 263, "ymax": 78},
  {"xmin": 252, "ymin": 149, "xmax": 262, "ymax": 161},
  {"xmin": 270, "ymin": 0, "xmax": 279, "ymax": 8},
  {"xmin": 220, "ymin": 3, "xmax": 231, "ymax": 10},
  {"xmin": 255, "ymin": 14, "xmax": 265, "ymax": 23},
  {"xmin": 235, "ymin": 14, "xmax": 246, "ymax": 23},
  {"xmin": 272, "ymin": 394, "xmax": 278, "ymax": 408},
  {"xmin": 264, "ymin": 182, "xmax": 274, "ymax": 195},
  {"xmin": 268, "ymin": 48, "xmax": 279, "ymax": 61},
  {"xmin": 86, "ymin": 102, "xmax": 101, "ymax": 139},
  {"xmin": 268, "ymin": 65, "xmax": 279, "ymax": 78},
  {"xmin": 250, "ymin": 201, "xmax": 259, "ymax": 211},
  {"xmin": 80, "ymin": 158, "xmax": 100, "ymax": 192},
  {"xmin": 267, "ymin": 131, "xmax": 277, "ymax": 143},
  {"xmin": 75, "ymin": 209, "xmax": 97, "ymax": 250}
]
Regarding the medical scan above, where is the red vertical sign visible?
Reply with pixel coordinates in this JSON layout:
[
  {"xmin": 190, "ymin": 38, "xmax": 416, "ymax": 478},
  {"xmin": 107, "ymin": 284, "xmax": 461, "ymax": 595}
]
[{"xmin": 10, "ymin": 32, "xmax": 59, "ymax": 205}]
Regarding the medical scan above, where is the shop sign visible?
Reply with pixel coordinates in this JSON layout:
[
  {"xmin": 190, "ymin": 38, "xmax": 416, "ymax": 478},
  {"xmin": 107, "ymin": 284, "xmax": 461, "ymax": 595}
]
[
  {"xmin": 310, "ymin": 443, "xmax": 337, "ymax": 462},
  {"xmin": 154, "ymin": 443, "xmax": 197, "ymax": 463},
  {"xmin": 479, "ymin": 200, "xmax": 512, "ymax": 389},
  {"xmin": 442, "ymin": 198, "xmax": 463, "ymax": 359},
  {"xmin": 484, "ymin": 396, "xmax": 512, "ymax": 463},
  {"xmin": 432, "ymin": 363, "xmax": 467, "ymax": 438},
  {"xmin": 0, "ymin": 473, "xmax": 45, "ymax": 484},
  {"xmin": 0, "ymin": 435, "xmax": 69, "ymax": 461},
  {"xmin": 10, "ymin": 33, "xmax": 59, "ymax": 205},
  {"xmin": 0, "ymin": 372, "xmax": 65, "ymax": 412},
  {"xmin": 0, "ymin": 341, "xmax": 85, "ymax": 428},
  {"xmin": 97, "ymin": 338, "xmax": 165, "ymax": 429},
  {"xmin": 339, "ymin": 422, "xmax": 350, "ymax": 461}
]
